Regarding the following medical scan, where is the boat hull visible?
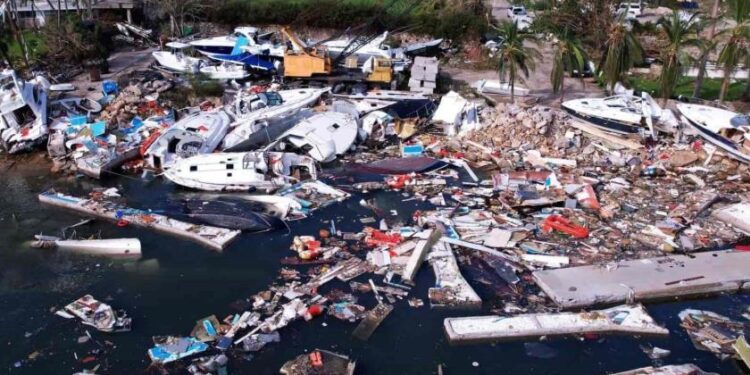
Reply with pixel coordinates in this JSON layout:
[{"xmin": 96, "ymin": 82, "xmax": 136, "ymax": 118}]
[
  {"xmin": 55, "ymin": 238, "xmax": 142, "ymax": 257},
  {"xmin": 562, "ymin": 106, "xmax": 642, "ymax": 135},
  {"xmin": 681, "ymin": 114, "xmax": 750, "ymax": 164}
]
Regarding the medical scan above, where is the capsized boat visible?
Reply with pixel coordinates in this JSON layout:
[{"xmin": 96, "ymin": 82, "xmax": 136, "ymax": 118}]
[
  {"xmin": 222, "ymin": 88, "xmax": 329, "ymax": 150},
  {"xmin": 264, "ymin": 111, "xmax": 358, "ymax": 163},
  {"xmin": 55, "ymin": 294, "xmax": 132, "ymax": 333},
  {"xmin": 164, "ymin": 151, "xmax": 317, "ymax": 192},
  {"xmin": 0, "ymin": 69, "xmax": 49, "ymax": 154},
  {"xmin": 144, "ymin": 109, "xmax": 231, "ymax": 169},
  {"xmin": 200, "ymin": 63, "xmax": 251, "ymax": 80},
  {"xmin": 152, "ymin": 42, "xmax": 204, "ymax": 73},
  {"xmin": 677, "ymin": 103, "xmax": 750, "ymax": 164},
  {"xmin": 562, "ymin": 93, "xmax": 664, "ymax": 135},
  {"xmin": 32, "ymin": 235, "xmax": 142, "ymax": 258},
  {"xmin": 179, "ymin": 199, "xmax": 285, "ymax": 232}
]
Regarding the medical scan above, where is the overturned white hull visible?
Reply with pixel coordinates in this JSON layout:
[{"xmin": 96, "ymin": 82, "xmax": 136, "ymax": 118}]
[
  {"xmin": 54, "ymin": 237, "xmax": 141, "ymax": 257},
  {"xmin": 164, "ymin": 151, "xmax": 317, "ymax": 192},
  {"xmin": 264, "ymin": 111, "xmax": 358, "ymax": 163},
  {"xmin": 222, "ymin": 88, "xmax": 329, "ymax": 150}
]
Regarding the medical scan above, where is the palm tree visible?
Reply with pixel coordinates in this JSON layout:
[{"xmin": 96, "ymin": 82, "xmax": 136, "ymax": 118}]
[
  {"xmin": 693, "ymin": 0, "xmax": 721, "ymax": 97},
  {"xmin": 494, "ymin": 20, "xmax": 541, "ymax": 101},
  {"xmin": 716, "ymin": 0, "xmax": 750, "ymax": 103},
  {"xmin": 598, "ymin": 17, "xmax": 644, "ymax": 90},
  {"xmin": 657, "ymin": 12, "xmax": 702, "ymax": 104},
  {"xmin": 549, "ymin": 26, "xmax": 587, "ymax": 102}
]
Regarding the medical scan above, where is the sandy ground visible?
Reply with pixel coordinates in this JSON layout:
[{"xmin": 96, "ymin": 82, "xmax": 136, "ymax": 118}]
[
  {"xmin": 68, "ymin": 47, "xmax": 156, "ymax": 99},
  {"xmin": 443, "ymin": 0, "xmax": 605, "ymax": 106}
]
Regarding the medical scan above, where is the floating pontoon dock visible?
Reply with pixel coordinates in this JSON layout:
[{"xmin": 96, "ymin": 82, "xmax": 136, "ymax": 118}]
[
  {"xmin": 39, "ymin": 191, "xmax": 240, "ymax": 251},
  {"xmin": 533, "ymin": 251, "xmax": 750, "ymax": 309},
  {"xmin": 443, "ymin": 304, "xmax": 668, "ymax": 344}
]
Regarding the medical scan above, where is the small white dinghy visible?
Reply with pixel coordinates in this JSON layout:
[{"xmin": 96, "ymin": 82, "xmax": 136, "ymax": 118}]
[
  {"xmin": 32, "ymin": 235, "xmax": 142, "ymax": 258},
  {"xmin": 677, "ymin": 103, "xmax": 750, "ymax": 164},
  {"xmin": 144, "ymin": 109, "xmax": 231, "ymax": 169},
  {"xmin": 164, "ymin": 151, "xmax": 317, "ymax": 192},
  {"xmin": 222, "ymin": 88, "xmax": 329, "ymax": 150},
  {"xmin": 200, "ymin": 63, "xmax": 250, "ymax": 80},
  {"xmin": 152, "ymin": 42, "xmax": 204, "ymax": 73},
  {"xmin": 264, "ymin": 111, "xmax": 358, "ymax": 163}
]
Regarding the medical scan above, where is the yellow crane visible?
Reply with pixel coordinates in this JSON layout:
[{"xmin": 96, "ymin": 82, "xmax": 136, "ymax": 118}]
[{"xmin": 280, "ymin": 27, "xmax": 393, "ymax": 86}]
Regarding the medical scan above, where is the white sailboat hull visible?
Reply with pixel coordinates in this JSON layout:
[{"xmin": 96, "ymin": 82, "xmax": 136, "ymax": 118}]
[
  {"xmin": 222, "ymin": 88, "xmax": 329, "ymax": 150},
  {"xmin": 55, "ymin": 238, "xmax": 142, "ymax": 257}
]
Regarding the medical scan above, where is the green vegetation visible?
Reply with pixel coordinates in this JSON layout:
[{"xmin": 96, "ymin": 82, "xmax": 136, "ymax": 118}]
[
  {"xmin": 656, "ymin": 12, "xmax": 702, "ymax": 104},
  {"xmin": 598, "ymin": 17, "xmax": 644, "ymax": 90},
  {"xmin": 629, "ymin": 76, "xmax": 746, "ymax": 101},
  {"xmin": 716, "ymin": 0, "xmax": 750, "ymax": 102},
  {"xmin": 494, "ymin": 20, "xmax": 541, "ymax": 100},
  {"xmin": 211, "ymin": 0, "xmax": 488, "ymax": 42}
]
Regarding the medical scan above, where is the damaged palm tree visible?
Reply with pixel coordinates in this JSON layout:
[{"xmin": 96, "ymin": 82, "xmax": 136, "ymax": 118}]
[
  {"xmin": 656, "ymin": 11, "xmax": 702, "ymax": 105},
  {"xmin": 598, "ymin": 16, "xmax": 644, "ymax": 91},
  {"xmin": 494, "ymin": 20, "xmax": 540, "ymax": 101}
]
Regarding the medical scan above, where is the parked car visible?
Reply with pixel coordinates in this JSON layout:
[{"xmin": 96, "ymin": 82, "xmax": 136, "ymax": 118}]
[
  {"xmin": 507, "ymin": 5, "xmax": 528, "ymax": 18},
  {"xmin": 615, "ymin": 2, "xmax": 642, "ymax": 20}
]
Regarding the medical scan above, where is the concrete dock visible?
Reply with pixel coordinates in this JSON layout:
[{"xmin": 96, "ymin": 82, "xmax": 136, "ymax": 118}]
[
  {"xmin": 443, "ymin": 304, "xmax": 668, "ymax": 344},
  {"xmin": 39, "ymin": 191, "xmax": 241, "ymax": 251},
  {"xmin": 533, "ymin": 251, "xmax": 750, "ymax": 309}
]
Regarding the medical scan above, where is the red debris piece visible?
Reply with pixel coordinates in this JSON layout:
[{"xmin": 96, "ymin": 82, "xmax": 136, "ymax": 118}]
[{"xmin": 539, "ymin": 215, "xmax": 589, "ymax": 239}]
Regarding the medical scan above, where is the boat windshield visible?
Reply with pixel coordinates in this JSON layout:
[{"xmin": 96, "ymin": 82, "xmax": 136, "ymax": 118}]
[
  {"xmin": 264, "ymin": 92, "xmax": 283, "ymax": 106},
  {"xmin": 604, "ymin": 96, "xmax": 641, "ymax": 109},
  {"xmin": 730, "ymin": 115, "xmax": 750, "ymax": 127}
]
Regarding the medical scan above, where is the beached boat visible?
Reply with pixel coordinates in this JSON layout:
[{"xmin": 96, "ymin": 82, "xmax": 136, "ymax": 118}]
[
  {"xmin": 199, "ymin": 63, "xmax": 251, "ymax": 80},
  {"xmin": 222, "ymin": 88, "xmax": 329, "ymax": 150},
  {"xmin": 0, "ymin": 69, "xmax": 49, "ymax": 154},
  {"xmin": 677, "ymin": 103, "xmax": 750, "ymax": 164},
  {"xmin": 473, "ymin": 79, "xmax": 530, "ymax": 96},
  {"xmin": 206, "ymin": 51, "xmax": 277, "ymax": 72},
  {"xmin": 562, "ymin": 94, "xmax": 662, "ymax": 135},
  {"xmin": 264, "ymin": 111, "xmax": 358, "ymax": 163},
  {"xmin": 55, "ymin": 294, "xmax": 132, "ymax": 333},
  {"xmin": 48, "ymin": 97, "xmax": 103, "ymax": 118},
  {"xmin": 152, "ymin": 42, "xmax": 204, "ymax": 73},
  {"xmin": 144, "ymin": 109, "xmax": 231, "ymax": 169},
  {"xmin": 164, "ymin": 151, "xmax": 317, "ymax": 192},
  {"xmin": 32, "ymin": 235, "xmax": 142, "ymax": 258},
  {"xmin": 190, "ymin": 26, "xmax": 284, "ymax": 58}
]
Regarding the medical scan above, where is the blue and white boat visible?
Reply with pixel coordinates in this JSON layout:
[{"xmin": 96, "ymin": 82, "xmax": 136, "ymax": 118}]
[
  {"xmin": 189, "ymin": 26, "xmax": 284, "ymax": 58},
  {"xmin": 677, "ymin": 103, "xmax": 750, "ymax": 164}
]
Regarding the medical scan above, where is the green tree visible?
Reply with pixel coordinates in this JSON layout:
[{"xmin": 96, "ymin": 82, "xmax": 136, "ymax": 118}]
[
  {"xmin": 693, "ymin": 0, "xmax": 721, "ymax": 97},
  {"xmin": 549, "ymin": 27, "xmax": 587, "ymax": 102},
  {"xmin": 597, "ymin": 17, "xmax": 644, "ymax": 90},
  {"xmin": 716, "ymin": 0, "xmax": 750, "ymax": 103},
  {"xmin": 656, "ymin": 12, "xmax": 702, "ymax": 104},
  {"xmin": 494, "ymin": 20, "xmax": 541, "ymax": 101}
]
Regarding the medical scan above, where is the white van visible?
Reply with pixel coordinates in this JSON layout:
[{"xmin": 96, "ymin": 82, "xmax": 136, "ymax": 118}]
[{"xmin": 616, "ymin": 2, "xmax": 642, "ymax": 20}]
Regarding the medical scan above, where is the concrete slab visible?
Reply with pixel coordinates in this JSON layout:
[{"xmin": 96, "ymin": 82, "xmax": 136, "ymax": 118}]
[
  {"xmin": 444, "ymin": 304, "xmax": 667, "ymax": 344},
  {"xmin": 533, "ymin": 251, "xmax": 750, "ymax": 309}
]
